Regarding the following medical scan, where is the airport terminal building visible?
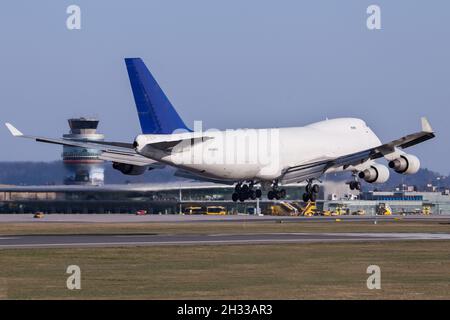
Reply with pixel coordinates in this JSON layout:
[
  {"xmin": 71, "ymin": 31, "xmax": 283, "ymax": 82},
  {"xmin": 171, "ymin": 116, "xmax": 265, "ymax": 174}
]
[{"xmin": 0, "ymin": 182, "xmax": 449, "ymax": 216}]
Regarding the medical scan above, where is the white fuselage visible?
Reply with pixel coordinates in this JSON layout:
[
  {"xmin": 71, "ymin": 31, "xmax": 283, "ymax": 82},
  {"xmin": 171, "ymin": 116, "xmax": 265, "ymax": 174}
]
[{"xmin": 135, "ymin": 118, "xmax": 382, "ymax": 182}]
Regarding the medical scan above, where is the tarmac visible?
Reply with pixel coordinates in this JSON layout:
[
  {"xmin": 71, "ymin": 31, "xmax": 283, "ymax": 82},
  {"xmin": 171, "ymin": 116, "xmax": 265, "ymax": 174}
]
[
  {"xmin": 0, "ymin": 232, "xmax": 449, "ymax": 249},
  {"xmin": 1, "ymin": 213, "xmax": 450, "ymax": 223},
  {"xmin": 1, "ymin": 214, "xmax": 449, "ymax": 249}
]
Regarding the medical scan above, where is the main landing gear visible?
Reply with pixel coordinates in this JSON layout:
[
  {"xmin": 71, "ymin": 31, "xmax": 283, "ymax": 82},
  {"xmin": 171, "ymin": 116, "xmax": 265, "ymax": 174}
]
[
  {"xmin": 232, "ymin": 182, "xmax": 262, "ymax": 202},
  {"xmin": 302, "ymin": 179, "xmax": 320, "ymax": 202},
  {"xmin": 267, "ymin": 181, "xmax": 286, "ymax": 200}
]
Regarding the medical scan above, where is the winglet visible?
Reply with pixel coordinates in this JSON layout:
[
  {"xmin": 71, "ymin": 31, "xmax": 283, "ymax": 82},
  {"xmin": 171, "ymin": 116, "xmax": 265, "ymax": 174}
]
[
  {"xmin": 5, "ymin": 123, "xmax": 24, "ymax": 137},
  {"xmin": 420, "ymin": 117, "xmax": 433, "ymax": 133}
]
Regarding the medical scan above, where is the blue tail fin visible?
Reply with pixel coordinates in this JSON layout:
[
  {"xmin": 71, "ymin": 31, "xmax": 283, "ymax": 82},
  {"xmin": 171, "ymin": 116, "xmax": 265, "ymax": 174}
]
[{"xmin": 125, "ymin": 58, "xmax": 191, "ymax": 134}]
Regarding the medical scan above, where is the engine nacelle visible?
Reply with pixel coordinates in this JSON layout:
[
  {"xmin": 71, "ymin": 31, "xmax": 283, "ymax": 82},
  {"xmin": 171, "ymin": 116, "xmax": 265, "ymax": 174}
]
[
  {"xmin": 112, "ymin": 162, "xmax": 147, "ymax": 175},
  {"xmin": 388, "ymin": 154, "xmax": 420, "ymax": 175},
  {"xmin": 358, "ymin": 164, "xmax": 390, "ymax": 183}
]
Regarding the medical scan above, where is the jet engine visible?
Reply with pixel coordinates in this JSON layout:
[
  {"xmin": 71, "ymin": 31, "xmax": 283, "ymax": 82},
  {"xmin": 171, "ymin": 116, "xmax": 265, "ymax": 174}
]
[
  {"xmin": 388, "ymin": 154, "xmax": 420, "ymax": 175},
  {"xmin": 112, "ymin": 162, "xmax": 148, "ymax": 175},
  {"xmin": 358, "ymin": 164, "xmax": 390, "ymax": 183}
]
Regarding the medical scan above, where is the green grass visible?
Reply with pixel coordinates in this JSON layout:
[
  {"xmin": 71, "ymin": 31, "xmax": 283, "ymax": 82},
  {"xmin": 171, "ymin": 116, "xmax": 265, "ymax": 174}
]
[
  {"xmin": 0, "ymin": 220, "xmax": 449, "ymax": 299},
  {"xmin": 0, "ymin": 241, "xmax": 449, "ymax": 299}
]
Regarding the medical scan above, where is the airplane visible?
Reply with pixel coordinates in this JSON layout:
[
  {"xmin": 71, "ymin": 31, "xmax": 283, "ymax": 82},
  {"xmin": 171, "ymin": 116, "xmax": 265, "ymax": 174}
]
[{"xmin": 5, "ymin": 58, "xmax": 435, "ymax": 202}]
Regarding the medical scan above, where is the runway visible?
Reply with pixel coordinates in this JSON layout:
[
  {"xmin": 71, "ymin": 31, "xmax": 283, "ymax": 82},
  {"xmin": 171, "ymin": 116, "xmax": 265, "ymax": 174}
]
[
  {"xmin": 0, "ymin": 232, "xmax": 449, "ymax": 249},
  {"xmin": 1, "ymin": 213, "xmax": 449, "ymax": 223}
]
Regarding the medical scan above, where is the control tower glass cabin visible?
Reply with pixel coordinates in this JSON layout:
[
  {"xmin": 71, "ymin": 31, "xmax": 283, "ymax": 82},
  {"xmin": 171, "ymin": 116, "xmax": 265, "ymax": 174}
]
[{"xmin": 62, "ymin": 118, "xmax": 105, "ymax": 185}]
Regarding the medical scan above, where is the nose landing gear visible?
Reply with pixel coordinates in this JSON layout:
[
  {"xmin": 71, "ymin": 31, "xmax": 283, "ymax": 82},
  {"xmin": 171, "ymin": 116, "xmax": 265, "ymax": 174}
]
[
  {"xmin": 347, "ymin": 171, "xmax": 362, "ymax": 191},
  {"xmin": 349, "ymin": 181, "xmax": 361, "ymax": 191}
]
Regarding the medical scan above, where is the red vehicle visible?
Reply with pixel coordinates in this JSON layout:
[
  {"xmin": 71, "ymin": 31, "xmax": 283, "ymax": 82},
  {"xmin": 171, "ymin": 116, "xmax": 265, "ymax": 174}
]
[{"xmin": 135, "ymin": 210, "xmax": 147, "ymax": 216}]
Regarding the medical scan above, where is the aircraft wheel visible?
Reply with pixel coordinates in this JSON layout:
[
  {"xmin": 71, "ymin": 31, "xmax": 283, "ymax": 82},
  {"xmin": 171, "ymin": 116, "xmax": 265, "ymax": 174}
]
[
  {"xmin": 305, "ymin": 184, "xmax": 311, "ymax": 193},
  {"xmin": 250, "ymin": 190, "xmax": 256, "ymax": 200},
  {"xmin": 312, "ymin": 184, "xmax": 320, "ymax": 194},
  {"xmin": 355, "ymin": 182, "xmax": 361, "ymax": 190},
  {"xmin": 310, "ymin": 192, "xmax": 317, "ymax": 202},
  {"xmin": 232, "ymin": 192, "xmax": 239, "ymax": 202},
  {"xmin": 255, "ymin": 189, "xmax": 262, "ymax": 198},
  {"xmin": 268, "ymin": 191, "xmax": 275, "ymax": 200},
  {"xmin": 279, "ymin": 189, "xmax": 286, "ymax": 199},
  {"xmin": 349, "ymin": 182, "xmax": 355, "ymax": 190},
  {"xmin": 239, "ymin": 193, "xmax": 247, "ymax": 202},
  {"xmin": 302, "ymin": 192, "xmax": 310, "ymax": 202}
]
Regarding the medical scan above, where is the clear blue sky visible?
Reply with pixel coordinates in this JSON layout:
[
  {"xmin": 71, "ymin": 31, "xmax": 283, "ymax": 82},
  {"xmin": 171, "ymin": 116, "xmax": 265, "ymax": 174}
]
[{"xmin": 0, "ymin": 1, "xmax": 448, "ymax": 173}]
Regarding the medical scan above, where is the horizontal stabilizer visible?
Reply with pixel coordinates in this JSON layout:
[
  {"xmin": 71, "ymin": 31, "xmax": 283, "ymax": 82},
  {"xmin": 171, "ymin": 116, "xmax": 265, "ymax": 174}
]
[{"xmin": 99, "ymin": 151, "xmax": 159, "ymax": 166}]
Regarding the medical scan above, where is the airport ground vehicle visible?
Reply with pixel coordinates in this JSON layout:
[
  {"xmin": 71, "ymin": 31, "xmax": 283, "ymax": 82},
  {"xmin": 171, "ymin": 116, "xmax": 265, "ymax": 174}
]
[
  {"xmin": 422, "ymin": 205, "xmax": 431, "ymax": 215},
  {"xmin": 377, "ymin": 203, "xmax": 392, "ymax": 215},
  {"xmin": 184, "ymin": 206, "xmax": 207, "ymax": 215},
  {"xmin": 206, "ymin": 206, "xmax": 227, "ymax": 215},
  {"xmin": 135, "ymin": 210, "xmax": 147, "ymax": 216},
  {"xmin": 33, "ymin": 212, "xmax": 44, "ymax": 219},
  {"xmin": 301, "ymin": 202, "xmax": 316, "ymax": 216},
  {"xmin": 321, "ymin": 210, "xmax": 332, "ymax": 216},
  {"xmin": 329, "ymin": 205, "xmax": 349, "ymax": 216}
]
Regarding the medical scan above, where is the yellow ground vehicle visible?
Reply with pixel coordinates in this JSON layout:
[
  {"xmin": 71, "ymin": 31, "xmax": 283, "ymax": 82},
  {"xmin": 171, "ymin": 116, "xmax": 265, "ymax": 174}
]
[
  {"xmin": 422, "ymin": 205, "xmax": 431, "ymax": 215},
  {"xmin": 301, "ymin": 202, "xmax": 316, "ymax": 216},
  {"xmin": 270, "ymin": 205, "xmax": 289, "ymax": 216},
  {"xmin": 331, "ymin": 205, "xmax": 348, "ymax": 216},
  {"xmin": 184, "ymin": 206, "xmax": 206, "ymax": 215},
  {"xmin": 269, "ymin": 202, "xmax": 298, "ymax": 216},
  {"xmin": 321, "ymin": 210, "xmax": 332, "ymax": 216},
  {"xmin": 33, "ymin": 212, "xmax": 44, "ymax": 219},
  {"xmin": 206, "ymin": 206, "xmax": 227, "ymax": 215},
  {"xmin": 377, "ymin": 203, "xmax": 392, "ymax": 215}
]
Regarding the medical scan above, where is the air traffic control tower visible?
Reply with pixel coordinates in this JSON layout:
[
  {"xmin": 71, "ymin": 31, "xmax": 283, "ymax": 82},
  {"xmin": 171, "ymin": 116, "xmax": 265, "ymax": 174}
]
[{"xmin": 62, "ymin": 118, "xmax": 105, "ymax": 185}]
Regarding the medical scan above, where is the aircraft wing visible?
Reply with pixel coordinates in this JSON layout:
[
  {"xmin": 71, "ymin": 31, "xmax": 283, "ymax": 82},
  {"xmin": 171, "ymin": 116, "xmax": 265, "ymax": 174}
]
[
  {"xmin": 280, "ymin": 117, "xmax": 435, "ymax": 184},
  {"xmin": 5, "ymin": 123, "xmax": 158, "ymax": 166},
  {"xmin": 5, "ymin": 123, "xmax": 212, "ymax": 167},
  {"xmin": 173, "ymin": 169, "xmax": 235, "ymax": 185}
]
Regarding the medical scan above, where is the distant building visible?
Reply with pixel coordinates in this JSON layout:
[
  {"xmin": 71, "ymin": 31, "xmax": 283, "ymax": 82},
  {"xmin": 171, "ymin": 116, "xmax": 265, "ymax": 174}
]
[
  {"xmin": 0, "ymin": 184, "xmax": 449, "ymax": 215},
  {"xmin": 396, "ymin": 184, "xmax": 417, "ymax": 192},
  {"xmin": 62, "ymin": 118, "xmax": 104, "ymax": 185}
]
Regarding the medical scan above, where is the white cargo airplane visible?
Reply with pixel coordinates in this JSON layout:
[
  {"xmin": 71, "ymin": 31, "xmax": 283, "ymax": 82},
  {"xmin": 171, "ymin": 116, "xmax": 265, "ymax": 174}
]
[{"xmin": 5, "ymin": 58, "xmax": 435, "ymax": 202}]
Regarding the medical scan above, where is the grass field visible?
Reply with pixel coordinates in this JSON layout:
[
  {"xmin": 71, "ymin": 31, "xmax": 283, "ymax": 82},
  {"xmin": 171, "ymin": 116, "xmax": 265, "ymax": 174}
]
[
  {"xmin": 0, "ymin": 220, "xmax": 449, "ymax": 299},
  {"xmin": 0, "ymin": 219, "xmax": 449, "ymax": 236},
  {"xmin": 0, "ymin": 241, "xmax": 449, "ymax": 299}
]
